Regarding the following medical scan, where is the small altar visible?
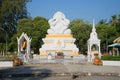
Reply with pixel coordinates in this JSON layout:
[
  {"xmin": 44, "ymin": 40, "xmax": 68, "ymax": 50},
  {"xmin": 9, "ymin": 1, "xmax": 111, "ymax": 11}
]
[{"xmin": 39, "ymin": 11, "xmax": 79, "ymax": 59}]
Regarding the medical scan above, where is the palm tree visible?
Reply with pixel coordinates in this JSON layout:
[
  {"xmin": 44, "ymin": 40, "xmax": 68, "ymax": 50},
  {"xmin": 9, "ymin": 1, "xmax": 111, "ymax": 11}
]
[
  {"xmin": 98, "ymin": 19, "xmax": 107, "ymax": 25},
  {"xmin": 116, "ymin": 14, "xmax": 120, "ymax": 32},
  {"xmin": 110, "ymin": 15, "xmax": 118, "ymax": 28}
]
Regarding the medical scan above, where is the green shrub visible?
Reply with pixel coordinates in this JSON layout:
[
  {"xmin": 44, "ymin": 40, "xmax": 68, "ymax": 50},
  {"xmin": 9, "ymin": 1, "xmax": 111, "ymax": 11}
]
[{"xmin": 101, "ymin": 56, "xmax": 120, "ymax": 61}]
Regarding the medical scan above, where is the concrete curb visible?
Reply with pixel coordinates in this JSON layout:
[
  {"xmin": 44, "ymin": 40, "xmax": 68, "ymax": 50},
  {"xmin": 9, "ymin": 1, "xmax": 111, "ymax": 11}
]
[{"xmin": 0, "ymin": 72, "xmax": 120, "ymax": 78}]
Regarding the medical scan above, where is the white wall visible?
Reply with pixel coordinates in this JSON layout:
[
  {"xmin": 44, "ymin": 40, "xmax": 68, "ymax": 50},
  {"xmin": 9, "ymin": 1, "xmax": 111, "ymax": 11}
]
[
  {"xmin": 0, "ymin": 61, "xmax": 13, "ymax": 67},
  {"xmin": 103, "ymin": 60, "xmax": 120, "ymax": 66}
]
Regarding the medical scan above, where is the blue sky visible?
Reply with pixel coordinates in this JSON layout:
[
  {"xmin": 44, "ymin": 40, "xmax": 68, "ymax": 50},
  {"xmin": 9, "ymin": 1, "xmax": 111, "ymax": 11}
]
[{"xmin": 27, "ymin": 0, "xmax": 120, "ymax": 24}]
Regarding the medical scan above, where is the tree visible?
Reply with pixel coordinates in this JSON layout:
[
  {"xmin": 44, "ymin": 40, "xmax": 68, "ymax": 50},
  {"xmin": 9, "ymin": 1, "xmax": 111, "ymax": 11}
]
[
  {"xmin": 0, "ymin": 0, "xmax": 31, "ymax": 40},
  {"xmin": 96, "ymin": 24, "xmax": 118, "ymax": 53},
  {"xmin": 0, "ymin": 42, "xmax": 6, "ymax": 56},
  {"xmin": 98, "ymin": 19, "xmax": 107, "ymax": 25},
  {"xmin": 112, "ymin": 15, "xmax": 118, "ymax": 27},
  {"xmin": 31, "ymin": 17, "xmax": 49, "ymax": 53},
  {"xmin": 0, "ymin": 0, "xmax": 31, "ymax": 54},
  {"xmin": 69, "ymin": 19, "xmax": 91, "ymax": 54},
  {"xmin": 116, "ymin": 14, "xmax": 120, "ymax": 33},
  {"xmin": 109, "ymin": 14, "xmax": 120, "ymax": 33}
]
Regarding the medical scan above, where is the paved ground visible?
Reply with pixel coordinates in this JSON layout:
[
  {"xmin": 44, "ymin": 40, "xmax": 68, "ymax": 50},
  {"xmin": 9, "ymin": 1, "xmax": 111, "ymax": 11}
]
[
  {"xmin": 0, "ymin": 58, "xmax": 120, "ymax": 80},
  {"xmin": 0, "ymin": 76, "xmax": 120, "ymax": 80},
  {"xmin": 0, "ymin": 62, "xmax": 120, "ymax": 76}
]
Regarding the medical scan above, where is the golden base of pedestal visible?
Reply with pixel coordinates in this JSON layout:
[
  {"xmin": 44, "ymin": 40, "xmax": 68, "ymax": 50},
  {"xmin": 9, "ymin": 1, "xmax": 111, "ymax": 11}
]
[
  {"xmin": 46, "ymin": 34, "xmax": 73, "ymax": 38},
  {"xmin": 39, "ymin": 52, "xmax": 47, "ymax": 56}
]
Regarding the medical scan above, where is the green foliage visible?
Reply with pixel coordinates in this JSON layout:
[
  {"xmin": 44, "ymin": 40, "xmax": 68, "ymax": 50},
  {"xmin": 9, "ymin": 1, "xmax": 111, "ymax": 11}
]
[
  {"xmin": 69, "ymin": 19, "xmax": 91, "ymax": 53},
  {"xmin": 0, "ymin": 0, "xmax": 31, "ymax": 34},
  {"xmin": 96, "ymin": 24, "xmax": 118, "ymax": 52},
  {"xmin": 101, "ymin": 56, "xmax": 120, "ymax": 61},
  {"xmin": 10, "ymin": 17, "xmax": 49, "ymax": 54},
  {"xmin": 0, "ymin": 0, "xmax": 31, "ymax": 53},
  {"xmin": 109, "ymin": 14, "xmax": 120, "ymax": 33}
]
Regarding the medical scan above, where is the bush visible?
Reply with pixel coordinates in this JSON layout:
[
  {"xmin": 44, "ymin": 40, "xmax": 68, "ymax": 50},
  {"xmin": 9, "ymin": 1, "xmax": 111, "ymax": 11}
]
[{"xmin": 101, "ymin": 56, "xmax": 120, "ymax": 61}]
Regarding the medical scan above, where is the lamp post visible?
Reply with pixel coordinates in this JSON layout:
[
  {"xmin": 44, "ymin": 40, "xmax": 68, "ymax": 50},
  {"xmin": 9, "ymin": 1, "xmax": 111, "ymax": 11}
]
[{"xmin": 0, "ymin": 27, "xmax": 7, "ymax": 56}]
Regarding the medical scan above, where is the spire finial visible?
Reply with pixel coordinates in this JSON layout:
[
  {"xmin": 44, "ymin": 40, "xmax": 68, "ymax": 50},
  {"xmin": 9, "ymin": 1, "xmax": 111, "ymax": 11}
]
[{"xmin": 92, "ymin": 19, "xmax": 96, "ymax": 32}]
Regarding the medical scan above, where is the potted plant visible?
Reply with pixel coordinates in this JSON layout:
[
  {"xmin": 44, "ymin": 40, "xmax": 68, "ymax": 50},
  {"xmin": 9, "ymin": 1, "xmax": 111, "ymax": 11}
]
[
  {"xmin": 94, "ymin": 56, "xmax": 100, "ymax": 65},
  {"xmin": 13, "ymin": 58, "xmax": 22, "ymax": 66}
]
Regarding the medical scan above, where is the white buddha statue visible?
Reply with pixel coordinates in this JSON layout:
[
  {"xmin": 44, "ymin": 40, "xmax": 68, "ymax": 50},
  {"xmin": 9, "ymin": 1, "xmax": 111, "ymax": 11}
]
[{"xmin": 47, "ymin": 11, "xmax": 71, "ymax": 34}]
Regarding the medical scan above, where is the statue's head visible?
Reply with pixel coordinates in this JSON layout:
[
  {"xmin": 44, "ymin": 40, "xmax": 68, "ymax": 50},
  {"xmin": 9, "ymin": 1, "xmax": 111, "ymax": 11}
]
[{"xmin": 53, "ymin": 11, "xmax": 65, "ymax": 19}]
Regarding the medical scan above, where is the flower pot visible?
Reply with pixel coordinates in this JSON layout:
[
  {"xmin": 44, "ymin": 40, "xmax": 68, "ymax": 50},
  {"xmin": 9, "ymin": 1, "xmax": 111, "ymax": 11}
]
[
  {"xmin": 13, "ymin": 58, "xmax": 22, "ymax": 66},
  {"xmin": 94, "ymin": 57, "xmax": 100, "ymax": 65}
]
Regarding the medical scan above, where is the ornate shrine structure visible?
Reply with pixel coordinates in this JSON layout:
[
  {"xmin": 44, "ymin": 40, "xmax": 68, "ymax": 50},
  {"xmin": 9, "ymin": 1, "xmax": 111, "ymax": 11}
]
[
  {"xmin": 39, "ymin": 11, "xmax": 79, "ymax": 58},
  {"xmin": 87, "ymin": 20, "xmax": 101, "ymax": 62},
  {"xmin": 17, "ymin": 32, "xmax": 32, "ymax": 54}
]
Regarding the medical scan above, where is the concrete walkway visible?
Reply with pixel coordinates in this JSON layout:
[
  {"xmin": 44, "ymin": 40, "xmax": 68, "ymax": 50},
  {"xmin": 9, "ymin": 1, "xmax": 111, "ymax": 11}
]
[{"xmin": 0, "ymin": 63, "xmax": 120, "ymax": 78}]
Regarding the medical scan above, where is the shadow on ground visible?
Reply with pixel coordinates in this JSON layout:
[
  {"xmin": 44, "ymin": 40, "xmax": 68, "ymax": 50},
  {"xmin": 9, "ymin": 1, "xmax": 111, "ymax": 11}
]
[{"xmin": 0, "ymin": 66, "xmax": 52, "ymax": 80}]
